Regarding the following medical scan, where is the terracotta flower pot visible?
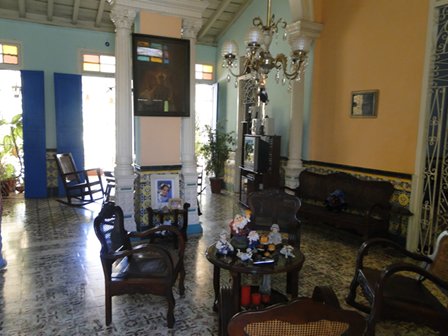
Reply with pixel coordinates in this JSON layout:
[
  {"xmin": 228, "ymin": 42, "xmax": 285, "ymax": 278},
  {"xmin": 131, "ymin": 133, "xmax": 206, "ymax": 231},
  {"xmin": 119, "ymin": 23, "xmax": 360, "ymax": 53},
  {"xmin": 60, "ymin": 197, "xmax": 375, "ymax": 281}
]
[{"xmin": 209, "ymin": 177, "xmax": 223, "ymax": 194}]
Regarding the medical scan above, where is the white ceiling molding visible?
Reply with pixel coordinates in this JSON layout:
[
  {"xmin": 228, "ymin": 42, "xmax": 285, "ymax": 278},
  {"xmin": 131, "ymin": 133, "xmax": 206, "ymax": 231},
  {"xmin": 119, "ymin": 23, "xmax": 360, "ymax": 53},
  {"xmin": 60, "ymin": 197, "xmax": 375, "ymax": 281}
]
[{"xmin": 110, "ymin": 0, "xmax": 209, "ymax": 20}]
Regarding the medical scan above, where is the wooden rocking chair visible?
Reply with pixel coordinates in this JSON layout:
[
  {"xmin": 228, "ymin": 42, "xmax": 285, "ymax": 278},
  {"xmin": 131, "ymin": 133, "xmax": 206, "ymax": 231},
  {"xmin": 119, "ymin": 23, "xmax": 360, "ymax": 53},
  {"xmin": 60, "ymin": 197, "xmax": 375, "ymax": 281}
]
[{"xmin": 54, "ymin": 153, "xmax": 104, "ymax": 206}]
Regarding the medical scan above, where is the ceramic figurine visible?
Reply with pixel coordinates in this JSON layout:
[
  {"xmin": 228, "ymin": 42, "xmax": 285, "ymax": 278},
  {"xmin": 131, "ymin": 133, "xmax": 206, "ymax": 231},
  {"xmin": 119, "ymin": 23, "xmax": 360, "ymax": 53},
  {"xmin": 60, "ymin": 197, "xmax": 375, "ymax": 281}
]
[
  {"xmin": 236, "ymin": 248, "xmax": 253, "ymax": 261},
  {"xmin": 245, "ymin": 209, "xmax": 252, "ymax": 221},
  {"xmin": 231, "ymin": 214, "xmax": 249, "ymax": 236},
  {"xmin": 280, "ymin": 244, "xmax": 295, "ymax": 258},
  {"xmin": 247, "ymin": 230, "xmax": 260, "ymax": 250},
  {"xmin": 268, "ymin": 224, "xmax": 282, "ymax": 245},
  {"xmin": 215, "ymin": 230, "xmax": 234, "ymax": 255}
]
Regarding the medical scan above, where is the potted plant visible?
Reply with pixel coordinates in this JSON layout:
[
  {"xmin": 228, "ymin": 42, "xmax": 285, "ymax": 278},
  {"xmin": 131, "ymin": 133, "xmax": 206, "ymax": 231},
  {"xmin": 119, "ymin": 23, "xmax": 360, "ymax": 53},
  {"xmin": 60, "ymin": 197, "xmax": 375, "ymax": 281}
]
[
  {"xmin": 0, "ymin": 113, "xmax": 24, "ymax": 195},
  {"xmin": 0, "ymin": 161, "xmax": 16, "ymax": 196},
  {"xmin": 198, "ymin": 124, "xmax": 236, "ymax": 193}
]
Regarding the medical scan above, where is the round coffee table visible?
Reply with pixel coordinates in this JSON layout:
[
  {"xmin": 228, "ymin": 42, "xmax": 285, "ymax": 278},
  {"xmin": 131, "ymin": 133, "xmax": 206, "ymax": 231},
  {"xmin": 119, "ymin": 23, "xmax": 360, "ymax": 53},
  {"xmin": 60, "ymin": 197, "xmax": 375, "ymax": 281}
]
[{"xmin": 205, "ymin": 244, "xmax": 305, "ymax": 313}]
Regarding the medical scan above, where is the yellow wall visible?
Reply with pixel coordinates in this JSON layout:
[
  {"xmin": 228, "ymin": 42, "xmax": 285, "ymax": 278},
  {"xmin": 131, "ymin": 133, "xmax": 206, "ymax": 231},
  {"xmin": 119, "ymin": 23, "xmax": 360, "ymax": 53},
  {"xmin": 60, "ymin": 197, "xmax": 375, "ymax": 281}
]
[
  {"xmin": 138, "ymin": 12, "xmax": 182, "ymax": 166},
  {"xmin": 310, "ymin": 0, "xmax": 428, "ymax": 174}
]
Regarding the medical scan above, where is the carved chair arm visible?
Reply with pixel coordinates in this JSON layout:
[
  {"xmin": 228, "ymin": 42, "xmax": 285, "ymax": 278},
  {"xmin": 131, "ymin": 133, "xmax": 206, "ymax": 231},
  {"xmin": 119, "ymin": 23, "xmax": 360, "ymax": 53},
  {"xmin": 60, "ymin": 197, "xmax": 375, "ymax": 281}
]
[
  {"xmin": 129, "ymin": 225, "xmax": 186, "ymax": 258},
  {"xmin": 377, "ymin": 262, "xmax": 448, "ymax": 296},
  {"xmin": 62, "ymin": 168, "xmax": 102, "ymax": 182},
  {"xmin": 102, "ymin": 249, "xmax": 133, "ymax": 261},
  {"xmin": 355, "ymin": 238, "xmax": 432, "ymax": 270}
]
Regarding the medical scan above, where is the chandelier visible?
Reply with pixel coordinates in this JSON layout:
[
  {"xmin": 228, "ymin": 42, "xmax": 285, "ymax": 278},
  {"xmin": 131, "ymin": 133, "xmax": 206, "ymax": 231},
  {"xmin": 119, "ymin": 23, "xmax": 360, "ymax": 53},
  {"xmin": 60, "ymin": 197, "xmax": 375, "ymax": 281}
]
[{"xmin": 221, "ymin": 0, "xmax": 312, "ymax": 88}]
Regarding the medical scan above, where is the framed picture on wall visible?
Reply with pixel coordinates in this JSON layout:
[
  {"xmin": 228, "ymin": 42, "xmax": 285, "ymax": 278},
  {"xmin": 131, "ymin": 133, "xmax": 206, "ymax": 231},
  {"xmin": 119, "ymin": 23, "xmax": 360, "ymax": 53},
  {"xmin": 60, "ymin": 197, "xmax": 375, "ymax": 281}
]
[
  {"xmin": 151, "ymin": 174, "xmax": 180, "ymax": 209},
  {"xmin": 132, "ymin": 33, "xmax": 190, "ymax": 117},
  {"xmin": 351, "ymin": 90, "xmax": 379, "ymax": 117}
]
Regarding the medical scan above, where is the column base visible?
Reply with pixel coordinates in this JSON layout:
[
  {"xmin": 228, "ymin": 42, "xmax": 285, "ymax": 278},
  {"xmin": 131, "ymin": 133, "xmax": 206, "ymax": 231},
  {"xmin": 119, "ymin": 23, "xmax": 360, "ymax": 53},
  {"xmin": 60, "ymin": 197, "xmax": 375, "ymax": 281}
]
[
  {"xmin": 181, "ymin": 169, "xmax": 201, "ymax": 232},
  {"xmin": 284, "ymin": 161, "xmax": 306, "ymax": 191},
  {"xmin": 114, "ymin": 173, "xmax": 137, "ymax": 231}
]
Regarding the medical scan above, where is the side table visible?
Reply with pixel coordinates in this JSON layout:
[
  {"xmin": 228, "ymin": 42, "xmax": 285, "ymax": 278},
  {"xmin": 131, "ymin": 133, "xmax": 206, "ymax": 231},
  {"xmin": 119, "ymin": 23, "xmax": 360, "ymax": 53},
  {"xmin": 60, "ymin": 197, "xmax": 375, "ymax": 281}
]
[{"xmin": 205, "ymin": 244, "xmax": 305, "ymax": 336}]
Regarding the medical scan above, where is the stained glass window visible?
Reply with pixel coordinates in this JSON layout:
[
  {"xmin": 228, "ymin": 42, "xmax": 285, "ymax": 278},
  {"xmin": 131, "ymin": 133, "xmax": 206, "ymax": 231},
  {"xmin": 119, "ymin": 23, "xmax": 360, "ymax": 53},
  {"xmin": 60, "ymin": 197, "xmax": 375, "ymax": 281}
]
[
  {"xmin": 136, "ymin": 41, "xmax": 171, "ymax": 65},
  {"xmin": 0, "ymin": 43, "xmax": 19, "ymax": 65},
  {"xmin": 195, "ymin": 64, "xmax": 214, "ymax": 81},
  {"xmin": 82, "ymin": 53, "xmax": 115, "ymax": 74}
]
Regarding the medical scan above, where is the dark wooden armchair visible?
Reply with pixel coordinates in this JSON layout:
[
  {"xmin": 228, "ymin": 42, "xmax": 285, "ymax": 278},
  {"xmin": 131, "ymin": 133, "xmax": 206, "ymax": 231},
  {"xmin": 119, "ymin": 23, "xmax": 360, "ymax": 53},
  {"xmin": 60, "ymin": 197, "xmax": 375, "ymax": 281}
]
[
  {"xmin": 54, "ymin": 153, "xmax": 104, "ymax": 206},
  {"xmin": 346, "ymin": 230, "xmax": 448, "ymax": 335},
  {"xmin": 93, "ymin": 202, "xmax": 186, "ymax": 328},
  {"xmin": 248, "ymin": 189, "xmax": 301, "ymax": 246},
  {"xmin": 146, "ymin": 202, "xmax": 190, "ymax": 244},
  {"xmin": 227, "ymin": 286, "xmax": 366, "ymax": 336}
]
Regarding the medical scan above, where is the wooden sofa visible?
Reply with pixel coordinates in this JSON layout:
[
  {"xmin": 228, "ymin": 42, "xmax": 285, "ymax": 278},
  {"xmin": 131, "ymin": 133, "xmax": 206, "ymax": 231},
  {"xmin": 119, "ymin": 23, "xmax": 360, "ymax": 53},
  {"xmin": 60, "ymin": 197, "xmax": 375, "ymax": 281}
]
[{"xmin": 294, "ymin": 170, "xmax": 395, "ymax": 239}]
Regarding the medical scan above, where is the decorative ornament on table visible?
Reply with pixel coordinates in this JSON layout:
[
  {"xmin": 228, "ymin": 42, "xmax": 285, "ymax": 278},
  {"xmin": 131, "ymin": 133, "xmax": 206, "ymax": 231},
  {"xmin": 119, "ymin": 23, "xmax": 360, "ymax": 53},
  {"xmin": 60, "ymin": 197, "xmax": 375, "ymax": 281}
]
[
  {"xmin": 280, "ymin": 245, "xmax": 295, "ymax": 258},
  {"xmin": 230, "ymin": 212, "xmax": 251, "ymax": 250},
  {"xmin": 268, "ymin": 224, "xmax": 282, "ymax": 245},
  {"xmin": 245, "ymin": 209, "xmax": 252, "ymax": 221},
  {"xmin": 259, "ymin": 234, "xmax": 269, "ymax": 245},
  {"xmin": 247, "ymin": 230, "xmax": 260, "ymax": 250},
  {"xmin": 237, "ymin": 248, "xmax": 253, "ymax": 261},
  {"xmin": 230, "ymin": 213, "xmax": 250, "ymax": 236},
  {"xmin": 215, "ymin": 230, "xmax": 234, "ymax": 255}
]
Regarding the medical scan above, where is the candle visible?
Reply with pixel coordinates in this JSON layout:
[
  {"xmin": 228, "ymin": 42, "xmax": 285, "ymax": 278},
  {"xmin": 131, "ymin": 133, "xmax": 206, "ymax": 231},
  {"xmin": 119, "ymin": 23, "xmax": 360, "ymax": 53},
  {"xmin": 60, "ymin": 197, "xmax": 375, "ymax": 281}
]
[
  {"xmin": 251, "ymin": 292, "xmax": 261, "ymax": 306},
  {"xmin": 261, "ymin": 293, "xmax": 271, "ymax": 304},
  {"xmin": 241, "ymin": 285, "xmax": 251, "ymax": 307}
]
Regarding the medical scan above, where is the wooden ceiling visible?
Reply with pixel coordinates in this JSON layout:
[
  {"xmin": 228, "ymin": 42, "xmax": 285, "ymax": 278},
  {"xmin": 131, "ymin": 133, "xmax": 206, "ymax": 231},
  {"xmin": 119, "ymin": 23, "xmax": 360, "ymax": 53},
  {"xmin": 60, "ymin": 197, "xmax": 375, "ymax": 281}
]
[{"xmin": 0, "ymin": 0, "xmax": 252, "ymax": 46}]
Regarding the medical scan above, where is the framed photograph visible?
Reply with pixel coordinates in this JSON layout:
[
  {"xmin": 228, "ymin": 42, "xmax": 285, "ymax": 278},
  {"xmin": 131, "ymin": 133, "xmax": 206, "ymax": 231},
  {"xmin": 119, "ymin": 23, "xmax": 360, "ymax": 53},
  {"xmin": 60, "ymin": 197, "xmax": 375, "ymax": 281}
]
[
  {"xmin": 132, "ymin": 33, "xmax": 190, "ymax": 117},
  {"xmin": 351, "ymin": 90, "xmax": 379, "ymax": 117},
  {"xmin": 151, "ymin": 174, "xmax": 180, "ymax": 209}
]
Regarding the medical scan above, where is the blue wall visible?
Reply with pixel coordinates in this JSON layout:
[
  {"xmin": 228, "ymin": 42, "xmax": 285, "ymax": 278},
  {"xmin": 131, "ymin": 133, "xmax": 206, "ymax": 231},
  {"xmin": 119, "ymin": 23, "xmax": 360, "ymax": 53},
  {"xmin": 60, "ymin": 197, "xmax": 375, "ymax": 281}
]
[
  {"xmin": 217, "ymin": 0, "xmax": 294, "ymax": 156},
  {"xmin": 0, "ymin": 18, "xmax": 115, "ymax": 148}
]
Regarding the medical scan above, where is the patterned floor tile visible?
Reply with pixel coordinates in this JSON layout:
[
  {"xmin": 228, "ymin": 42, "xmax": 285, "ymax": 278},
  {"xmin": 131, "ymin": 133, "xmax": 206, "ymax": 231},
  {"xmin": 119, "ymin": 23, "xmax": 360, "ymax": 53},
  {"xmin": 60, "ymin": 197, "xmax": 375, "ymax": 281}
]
[{"xmin": 0, "ymin": 191, "xmax": 441, "ymax": 335}]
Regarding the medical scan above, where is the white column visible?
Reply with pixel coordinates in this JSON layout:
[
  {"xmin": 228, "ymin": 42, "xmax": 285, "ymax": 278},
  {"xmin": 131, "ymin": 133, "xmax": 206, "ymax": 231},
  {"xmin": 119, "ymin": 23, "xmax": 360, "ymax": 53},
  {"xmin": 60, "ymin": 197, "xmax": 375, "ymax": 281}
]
[
  {"xmin": 181, "ymin": 18, "xmax": 202, "ymax": 229},
  {"xmin": 284, "ymin": 19, "xmax": 322, "ymax": 190},
  {"xmin": 284, "ymin": 78, "xmax": 306, "ymax": 189},
  {"xmin": 110, "ymin": 5, "xmax": 137, "ymax": 231}
]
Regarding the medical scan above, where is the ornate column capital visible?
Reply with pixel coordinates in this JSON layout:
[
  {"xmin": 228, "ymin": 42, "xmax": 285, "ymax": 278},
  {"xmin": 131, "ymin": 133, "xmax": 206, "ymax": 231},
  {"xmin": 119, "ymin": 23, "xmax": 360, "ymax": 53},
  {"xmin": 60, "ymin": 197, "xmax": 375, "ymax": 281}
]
[
  {"xmin": 286, "ymin": 19, "xmax": 323, "ymax": 44},
  {"xmin": 110, "ymin": 4, "xmax": 137, "ymax": 30},
  {"xmin": 182, "ymin": 18, "xmax": 202, "ymax": 40}
]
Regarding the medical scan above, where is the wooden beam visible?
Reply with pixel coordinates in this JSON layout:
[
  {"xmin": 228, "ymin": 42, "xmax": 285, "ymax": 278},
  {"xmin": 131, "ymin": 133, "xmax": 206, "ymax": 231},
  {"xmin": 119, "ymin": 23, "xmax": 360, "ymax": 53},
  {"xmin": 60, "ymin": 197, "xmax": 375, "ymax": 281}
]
[
  {"xmin": 47, "ymin": 0, "xmax": 54, "ymax": 21},
  {"xmin": 216, "ymin": 0, "xmax": 253, "ymax": 42},
  {"xmin": 72, "ymin": 0, "xmax": 81, "ymax": 24},
  {"xmin": 18, "ymin": 0, "xmax": 26, "ymax": 18},
  {"xmin": 198, "ymin": 0, "xmax": 233, "ymax": 40},
  {"xmin": 95, "ymin": 0, "xmax": 106, "ymax": 27}
]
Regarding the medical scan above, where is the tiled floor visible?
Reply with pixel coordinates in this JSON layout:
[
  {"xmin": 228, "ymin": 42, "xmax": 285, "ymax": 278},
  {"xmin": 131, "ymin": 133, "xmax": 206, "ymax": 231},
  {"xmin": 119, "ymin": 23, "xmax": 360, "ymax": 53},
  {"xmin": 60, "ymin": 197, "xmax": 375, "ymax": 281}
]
[{"xmin": 0, "ymin": 190, "xmax": 441, "ymax": 335}]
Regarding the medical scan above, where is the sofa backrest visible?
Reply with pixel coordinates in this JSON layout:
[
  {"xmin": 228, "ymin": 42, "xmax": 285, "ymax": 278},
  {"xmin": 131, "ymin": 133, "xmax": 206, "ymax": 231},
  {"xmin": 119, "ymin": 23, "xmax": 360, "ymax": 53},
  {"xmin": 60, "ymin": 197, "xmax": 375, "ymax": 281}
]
[{"xmin": 297, "ymin": 171, "xmax": 394, "ymax": 211}]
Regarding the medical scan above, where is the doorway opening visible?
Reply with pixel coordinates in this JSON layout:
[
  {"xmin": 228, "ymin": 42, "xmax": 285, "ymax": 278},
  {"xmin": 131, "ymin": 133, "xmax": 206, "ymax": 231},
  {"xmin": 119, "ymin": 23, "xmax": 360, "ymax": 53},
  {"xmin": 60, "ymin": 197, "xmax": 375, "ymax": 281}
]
[
  {"xmin": 0, "ymin": 70, "xmax": 23, "ymax": 196},
  {"xmin": 82, "ymin": 76, "xmax": 115, "ymax": 172},
  {"xmin": 195, "ymin": 83, "xmax": 217, "ymax": 198},
  {"xmin": 195, "ymin": 83, "xmax": 217, "ymax": 167}
]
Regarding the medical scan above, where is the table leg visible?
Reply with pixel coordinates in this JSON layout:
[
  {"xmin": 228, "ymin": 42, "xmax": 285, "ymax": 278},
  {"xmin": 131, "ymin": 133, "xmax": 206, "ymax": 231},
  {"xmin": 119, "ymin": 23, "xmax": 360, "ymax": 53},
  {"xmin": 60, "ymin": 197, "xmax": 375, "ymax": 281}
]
[
  {"xmin": 287, "ymin": 271, "xmax": 299, "ymax": 298},
  {"xmin": 213, "ymin": 265, "xmax": 220, "ymax": 311},
  {"xmin": 230, "ymin": 271, "xmax": 241, "ymax": 314}
]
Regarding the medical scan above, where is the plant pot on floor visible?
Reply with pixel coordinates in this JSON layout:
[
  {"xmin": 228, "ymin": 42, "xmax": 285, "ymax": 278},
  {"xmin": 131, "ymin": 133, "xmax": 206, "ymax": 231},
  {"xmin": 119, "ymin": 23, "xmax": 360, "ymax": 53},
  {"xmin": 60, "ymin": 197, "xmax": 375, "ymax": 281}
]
[
  {"xmin": 1, "ymin": 178, "xmax": 16, "ymax": 197},
  {"xmin": 210, "ymin": 177, "xmax": 223, "ymax": 194}
]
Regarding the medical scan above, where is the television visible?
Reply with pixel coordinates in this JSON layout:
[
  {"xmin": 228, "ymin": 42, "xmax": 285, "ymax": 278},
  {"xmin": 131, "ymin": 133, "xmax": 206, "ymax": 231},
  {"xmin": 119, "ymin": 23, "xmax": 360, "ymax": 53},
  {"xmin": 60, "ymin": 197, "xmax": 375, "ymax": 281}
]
[{"xmin": 243, "ymin": 135, "xmax": 268, "ymax": 172}]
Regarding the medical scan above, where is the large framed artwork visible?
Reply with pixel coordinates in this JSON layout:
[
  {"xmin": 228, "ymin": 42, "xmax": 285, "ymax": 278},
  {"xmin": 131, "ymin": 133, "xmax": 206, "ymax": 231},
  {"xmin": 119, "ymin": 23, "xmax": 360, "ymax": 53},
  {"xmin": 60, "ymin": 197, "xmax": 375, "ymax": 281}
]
[
  {"xmin": 132, "ymin": 33, "xmax": 190, "ymax": 117},
  {"xmin": 150, "ymin": 174, "xmax": 180, "ymax": 209}
]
